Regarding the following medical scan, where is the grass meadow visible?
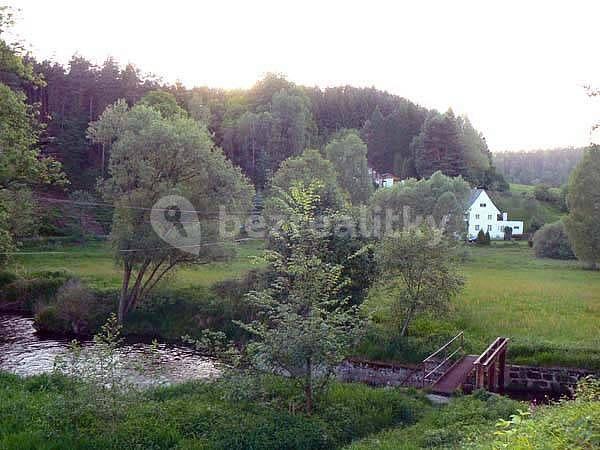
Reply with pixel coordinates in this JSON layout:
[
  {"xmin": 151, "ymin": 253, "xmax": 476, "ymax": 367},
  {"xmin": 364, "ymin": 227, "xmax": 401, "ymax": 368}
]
[
  {"xmin": 11, "ymin": 239, "xmax": 265, "ymax": 290},
  {"xmin": 362, "ymin": 241, "xmax": 600, "ymax": 368},
  {"xmin": 10, "ymin": 239, "xmax": 600, "ymax": 368}
]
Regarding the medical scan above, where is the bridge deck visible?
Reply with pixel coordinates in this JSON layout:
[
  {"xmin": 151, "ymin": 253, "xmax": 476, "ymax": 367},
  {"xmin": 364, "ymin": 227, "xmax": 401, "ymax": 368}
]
[{"xmin": 431, "ymin": 354, "xmax": 477, "ymax": 395}]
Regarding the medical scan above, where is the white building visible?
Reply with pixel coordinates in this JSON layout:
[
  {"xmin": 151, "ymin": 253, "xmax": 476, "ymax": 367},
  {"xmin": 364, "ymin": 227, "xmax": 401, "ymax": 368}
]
[
  {"xmin": 466, "ymin": 189, "xmax": 524, "ymax": 240},
  {"xmin": 368, "ymin": 168, "xmax": 400, "ymax": 188}
]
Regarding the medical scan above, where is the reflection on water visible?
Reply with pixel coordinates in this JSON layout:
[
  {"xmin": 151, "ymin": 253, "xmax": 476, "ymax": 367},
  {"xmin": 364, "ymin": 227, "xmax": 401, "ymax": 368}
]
[{"xmin": 0, "ymin": 314, "xmax": 220, "ymax": 386}]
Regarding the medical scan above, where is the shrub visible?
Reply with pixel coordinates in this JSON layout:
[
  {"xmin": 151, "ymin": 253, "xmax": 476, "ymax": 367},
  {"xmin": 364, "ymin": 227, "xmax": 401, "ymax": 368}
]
[
  {"xmin": 533, "ymin": 184, "xmax": 558, "ymax": 202},
  {"xmin": 34, "ymin": 279, "xmax": 111, "ymax": 335},
  {"xmin": 476, "ymin": 230, "xmax": 486, "ymax": 245},
  {"xmin": 0, "ymin": 271, "xmax": 17, "ymax": 289},
  {"xmin": 533, "ymin": 220, "xmax": 575, "ymax": 259},
  {"xmin": 0, "ymin": 270, "xmax": 73, "ymax": 313}
]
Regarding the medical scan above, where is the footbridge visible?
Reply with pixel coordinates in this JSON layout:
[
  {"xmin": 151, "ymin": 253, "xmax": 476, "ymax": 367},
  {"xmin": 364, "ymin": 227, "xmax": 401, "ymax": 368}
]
[{"xmin": 421, "ymin": 332, "xmax": 509, "ymax": 395}]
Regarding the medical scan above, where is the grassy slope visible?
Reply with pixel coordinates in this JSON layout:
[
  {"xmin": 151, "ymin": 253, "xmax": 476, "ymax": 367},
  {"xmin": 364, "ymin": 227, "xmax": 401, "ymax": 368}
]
[
  {"xmin": 490, "ymin": 184, "xmax": 565, "ymax": 229},
  {"xmin": 10, "ymin": 240, "xmax": 265, "ymax": 290},
  {"xmin": 344, "ymin": 393, "xmax": 520, "ymax": 450}
]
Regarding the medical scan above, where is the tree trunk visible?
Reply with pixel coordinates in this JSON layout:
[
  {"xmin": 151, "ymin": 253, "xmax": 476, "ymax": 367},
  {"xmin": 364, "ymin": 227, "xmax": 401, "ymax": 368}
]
[
  {"xmin": 118, "ymin": 264, "xmax": 132, "ymax": 323},
  {"xmin": 305, "ymin": 358, "xmax": 313, "ymax": 415},
  {"xmin": 399, "ymin": 306, "xmax": 414, "ymax": 337}
]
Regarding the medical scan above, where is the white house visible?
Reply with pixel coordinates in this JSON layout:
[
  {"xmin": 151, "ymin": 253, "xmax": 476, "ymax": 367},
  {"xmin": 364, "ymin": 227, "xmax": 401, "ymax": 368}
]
[
  {"xmin": 369, "ymin": 168, "xmax": 400, "ymax": 188},
  {"xmin": 465, "ymin": 189, "xmax": 524, "ymax": 240}
]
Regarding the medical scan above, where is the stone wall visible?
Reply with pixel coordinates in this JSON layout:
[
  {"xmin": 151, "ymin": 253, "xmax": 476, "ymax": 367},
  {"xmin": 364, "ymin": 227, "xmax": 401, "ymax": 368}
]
[
  {"xmin": 505, "ymin": 364, "xmax": 596, "ymax": 395},
  {"xmin": 336, "ymin": 359, "xmax": 422, "ymax": 387}
]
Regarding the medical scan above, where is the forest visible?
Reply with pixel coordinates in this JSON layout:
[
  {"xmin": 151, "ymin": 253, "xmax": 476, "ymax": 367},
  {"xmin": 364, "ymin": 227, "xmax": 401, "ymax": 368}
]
[
  {"xmin": 8, "ymin": 55, "xmax": 507, "ymax": 192},
  {"xmin": 494, "ymin": 147, "xmax": 585, "ymax": 186}
]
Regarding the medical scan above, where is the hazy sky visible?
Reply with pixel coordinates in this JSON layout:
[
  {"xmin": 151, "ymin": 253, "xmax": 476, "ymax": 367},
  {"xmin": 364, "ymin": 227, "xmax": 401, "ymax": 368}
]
[{"xmin": 8, "ymin": 0, "xmax": 600, "ymax": 151}]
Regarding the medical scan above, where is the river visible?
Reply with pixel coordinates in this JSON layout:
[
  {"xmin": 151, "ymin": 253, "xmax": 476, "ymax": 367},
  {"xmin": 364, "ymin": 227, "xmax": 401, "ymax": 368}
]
[{"xmin": 0, "ymin": 313, "xmax": 220, "ymax": 387}]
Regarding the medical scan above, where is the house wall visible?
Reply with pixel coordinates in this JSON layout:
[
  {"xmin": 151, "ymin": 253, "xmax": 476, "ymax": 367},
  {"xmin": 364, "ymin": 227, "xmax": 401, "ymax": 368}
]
[
  {"xmin": 466, "ymin": 191, "xmax": 525, "ymax": 239},
  {"xmin": 467, "ymin": 191, "xmax": 501, "ymax": 239}
]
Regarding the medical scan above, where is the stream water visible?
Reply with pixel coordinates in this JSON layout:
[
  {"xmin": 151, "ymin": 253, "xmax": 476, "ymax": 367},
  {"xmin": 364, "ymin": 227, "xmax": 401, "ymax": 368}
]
[{"xmin": 0, "ymin": 313, "xmax": 220, "ymax": 387}]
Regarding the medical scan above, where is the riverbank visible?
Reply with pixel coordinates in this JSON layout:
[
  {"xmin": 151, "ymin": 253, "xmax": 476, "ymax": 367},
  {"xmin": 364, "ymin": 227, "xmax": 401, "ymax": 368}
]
[{"xmin": 4, "ymin": 240, "xmax": 600, "ymax": 370}]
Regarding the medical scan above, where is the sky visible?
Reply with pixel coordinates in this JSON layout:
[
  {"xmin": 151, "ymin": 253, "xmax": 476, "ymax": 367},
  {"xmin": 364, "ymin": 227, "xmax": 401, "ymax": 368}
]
[{"xmin": 8, "ymin": 0, "xmax": 600, "ymax": 151}]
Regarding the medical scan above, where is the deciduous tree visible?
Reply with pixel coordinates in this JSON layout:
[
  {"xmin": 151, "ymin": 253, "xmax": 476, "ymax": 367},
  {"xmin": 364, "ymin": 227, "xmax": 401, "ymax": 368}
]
[
  {"xmin": 564, "ymin": 146, "xmax": 600, "ymax": 269},
  {"xmin": 96, "ymin": 103, "xmax": 253, "ymax": 321},
  {"xmin": 376, "ymin": 226, "xmax": 464, "ymax": 336}
]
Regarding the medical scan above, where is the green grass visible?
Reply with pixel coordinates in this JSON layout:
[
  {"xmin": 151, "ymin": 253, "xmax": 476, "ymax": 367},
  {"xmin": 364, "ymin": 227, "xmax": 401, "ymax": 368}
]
[
  {"xmin": 362, "ymin": 242, "xmax": 600, "ymax": 369},
  {"xmin": 0, "ymin": 372, "xmax": 428, "ymax": 449},
  {"xmin": 344, "ymin": 391, "xmax": 520, "ymax": 450},
  {"xmin": 10, "ymin": 240, "xmax": 265, "ymax": 290},
  {"xmin": 492, "ymin": 184, "xmax": 565, "ymax": 228}
]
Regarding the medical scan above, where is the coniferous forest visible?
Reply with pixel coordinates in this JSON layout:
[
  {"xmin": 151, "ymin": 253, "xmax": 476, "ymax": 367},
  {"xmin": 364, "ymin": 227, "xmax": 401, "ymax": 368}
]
[{"xmin": 10, "ymin": 57, "xmax": 506, "ymax": 191}]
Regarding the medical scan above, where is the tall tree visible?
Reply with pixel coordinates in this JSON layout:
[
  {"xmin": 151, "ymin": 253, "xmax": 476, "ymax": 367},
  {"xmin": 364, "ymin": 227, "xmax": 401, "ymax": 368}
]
[
  {"xmin": 324, "ymin": 130, "xmax": 373, "ymax": 204},
  {"xmin": 413, "ymin": 110, "xmax": 467, "ymax": 179},
  {"xmin": 240, "ymin": 185, "xmax": 363, "ymax": 414},
  {"xmin": 0, "ymin": 7, "xmax": 65, "ymax": 263},
  {"xmin": 564, "ymin": 145, "xmax": 600, "ymax": 269},
  {"xmin": 267, "ymin": 148, "xmax": 347, "ymax": 215},
  {"xmin": 269, "ymin": 88, "xmax": 313, "ymax": 168},
  {"xmin": 96, "ymin": 103, "xmax": 253, "ymax": 321}
]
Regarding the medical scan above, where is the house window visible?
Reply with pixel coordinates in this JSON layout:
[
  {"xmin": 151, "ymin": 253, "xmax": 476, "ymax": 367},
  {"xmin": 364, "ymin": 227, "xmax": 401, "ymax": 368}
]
[
  {"xmin": 480, "ymin": 203, "xmax": 486, "ymax": 207},
  {"xmin": 475, "ymin": 225, "xmax": 480, "ymax": 231},
  {"xmin": 488, "ymin": 214, "xmax": 493, "ymax": 220},
  {"xmin": 487, "ymin": 225, "xmax": 492, "ymax": 231},
  {"xmin": 475, "ymin": 214, "xmax": 480, "ymax": 219}
]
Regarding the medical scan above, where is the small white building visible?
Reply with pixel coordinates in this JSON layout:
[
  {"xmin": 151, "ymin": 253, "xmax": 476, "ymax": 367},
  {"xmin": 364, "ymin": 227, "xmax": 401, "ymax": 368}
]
[
  {"xmin": 466, "ymin": 189, "xmax": 524, "ymax": 240},
  {"xmin": 369, "ymin": 168, "xmax": 400, "ymax": 188}
]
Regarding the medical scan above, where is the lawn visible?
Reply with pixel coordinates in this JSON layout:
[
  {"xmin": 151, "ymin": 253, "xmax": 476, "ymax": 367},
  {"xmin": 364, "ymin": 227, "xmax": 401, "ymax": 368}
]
[
  {"xmin": 363, "ymin": 242, "xmax": 600, "ymax": 368},
  {"xmin": 10, "ymin": 239, "xmax": 265, "ymax": 290},
  {"xmin": 458, "ymin": 242, "xmax": 600, "ymax": 366}
]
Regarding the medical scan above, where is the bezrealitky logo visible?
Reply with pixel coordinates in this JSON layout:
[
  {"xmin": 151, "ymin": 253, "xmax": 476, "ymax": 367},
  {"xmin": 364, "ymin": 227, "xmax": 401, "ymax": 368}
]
[{"xmin": 150, "ymin": 195, "xmax": 202, "ymax": 255}]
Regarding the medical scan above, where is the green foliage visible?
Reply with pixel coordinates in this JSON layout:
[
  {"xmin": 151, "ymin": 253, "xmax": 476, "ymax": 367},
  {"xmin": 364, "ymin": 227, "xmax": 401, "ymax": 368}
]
[
  {"xmin": 0, "ymin": 77, "xmax": 65, "ymax": 265},
  {"xmin": 345, "ymin": 392, "xmax": 521, "ymax": 450},
  {"xmin": 375, "ymin": 226, "xmax": 464, "ymax": 336},
  {"xmin": 369, "ymin": 171, "xmax": 471, "ymax": 237},
  {"xmin": 533, "ymin": 220, "xmax": 575, "ymax": 260},
  {"xmin": 564, "ymin": 145, "xmax": 600, "ymax": 269},
  {"xmin": 413, "ymin": 110, "xmax": 468, "ymax": 179},
  {"xmin": 325, "ymin": 130, "xmax": 374, "ymax": 204},
  {"xmin": 238, "ymin": 188, "xmax": 365, "ymax": 413},
  {"xmin": 0, "ymin": 372, "xmax": 427, "ymax": 450},
  {"xmin": 474, "ymin": 378, "xmax": 600, "ymax": 449},
  {"xmin": 491, "ymin": 187, "xmax": 565, "ymax": 233},
  {"xmin": 495, "ymin": 147, "xmax": 585, "ymax": 187},
  {"xmin": 0, "ymin": 270, "xmax": 73, "ymax": 313},
  {"xmin": 268, "ymin": 148, "xmax": 348, "ymax": 214},
  {"xmin": 96, "ymin": 101, "xmax": 254, "ymax": 320},
  {"xmin": 139, "ymin": 90, "xmax": 186, "ymax": 118},
  {"xmin": 533, "ymin": 183, "xmax": 558, "ymax": 203}
]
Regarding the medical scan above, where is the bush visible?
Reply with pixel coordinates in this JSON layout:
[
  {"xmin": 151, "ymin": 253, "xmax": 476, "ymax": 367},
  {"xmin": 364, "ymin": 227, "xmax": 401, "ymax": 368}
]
[
  {"xmin": 476, "ymin": 229, "xmax": 486, "ymax": 245},
  {"xmin": 533, "ymin": 184, "xmax": 558, "ymax": 203},
  {"xmin": 478, "ymin": 378, "xmax": 600, "ymax": 449},
  {"xmin": 0, "ymin": 270, "xmax": 17, "ymax": 289},
  {"xmin": 533, "ymin": 220, "xmax": 575, "ymax": 259},
  {"xmin": 34, "ymin": 279, "xmax": 113, "ymax": 335},
  {"xmin": 0, "ymin": 270, "xmax": 73, "ymax": 313}
]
